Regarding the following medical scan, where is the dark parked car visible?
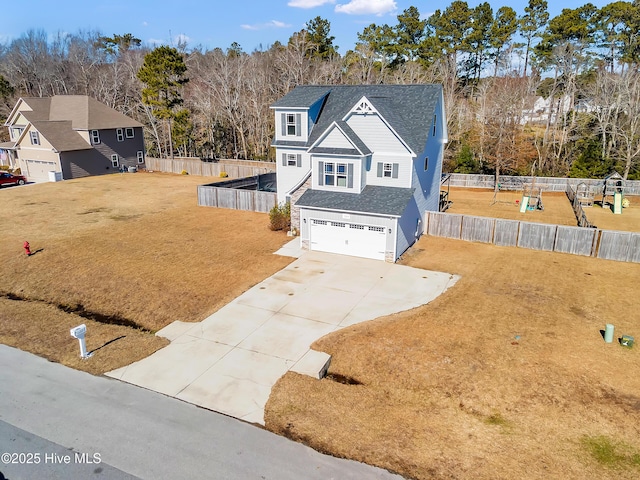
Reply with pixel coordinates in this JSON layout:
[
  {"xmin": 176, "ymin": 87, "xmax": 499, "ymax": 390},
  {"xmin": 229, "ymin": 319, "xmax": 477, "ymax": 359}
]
[{"xmin": 0, "ymin": 172, "xmax": 27, "ymax": 187}]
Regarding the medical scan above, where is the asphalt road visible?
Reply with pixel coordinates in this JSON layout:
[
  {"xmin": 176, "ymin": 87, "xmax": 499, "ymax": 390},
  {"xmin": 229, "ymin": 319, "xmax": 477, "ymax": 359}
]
[{"xmin": 0, "ymin": 345, "xmax": 402, "ymax": 480}]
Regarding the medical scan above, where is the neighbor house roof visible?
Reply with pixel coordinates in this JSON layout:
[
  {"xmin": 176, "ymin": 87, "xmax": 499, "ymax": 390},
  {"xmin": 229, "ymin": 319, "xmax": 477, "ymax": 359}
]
[
  {"xmin": 31, "ymin": 120, "xmax": 92, "ymax": 152},
  {"xmin": 20, "ymin": 95, "xmax": 143, "ymax": 130},
  {"xmin": 295, "ymin": 185, "xmax": 415, "ymax": 217},
  {"xmin": 272, "ymin": 85, "xmax": 442, "ymax": 155}
]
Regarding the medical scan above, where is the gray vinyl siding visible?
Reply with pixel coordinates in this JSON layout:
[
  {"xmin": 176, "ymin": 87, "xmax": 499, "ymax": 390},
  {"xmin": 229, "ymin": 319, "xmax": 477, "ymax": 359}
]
[
  {"xmin": 59, "ymin": 126, "xmax": 145, "ymax": 179},
  {"xmin": 299, "ymin": 207, "xmax": 396, "ymax": 256}
]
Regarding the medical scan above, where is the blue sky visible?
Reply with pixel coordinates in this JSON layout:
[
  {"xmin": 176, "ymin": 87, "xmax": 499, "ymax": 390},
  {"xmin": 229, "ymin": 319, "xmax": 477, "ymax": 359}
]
[{"xmin": 3, "ymin": 0, "xmax": 612, "ymax": 54}]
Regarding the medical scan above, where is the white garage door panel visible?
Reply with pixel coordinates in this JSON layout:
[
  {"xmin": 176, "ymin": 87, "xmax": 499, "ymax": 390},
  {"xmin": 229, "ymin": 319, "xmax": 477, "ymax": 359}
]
[
  {"xmin": 25, "ymin": 160, "xmax": 58, "ymax": 182},
  {"xmin": 310, "ymin": 219, "xmax": 386, "ymax": 260}
]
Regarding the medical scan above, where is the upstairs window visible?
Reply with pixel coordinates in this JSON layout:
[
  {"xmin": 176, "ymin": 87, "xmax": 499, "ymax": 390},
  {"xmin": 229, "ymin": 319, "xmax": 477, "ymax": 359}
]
[
  {"xmin": 10, "ymin": 127, "xmax": 24, "ymax": 140},
  {"xmin": 125, "ymin": 127, "xmax": 134, "ymax": 138},
  {"xmin": 433, "ymin": 115, "xmax": 437, "ymax": 136},
  {"xmin": 281, "ymin": 153, "xmax": 301, "ymax": 167},
  {"xmin": 29, "ymin": 131, "xmax": 40, "ymax": 145},
  {"xmin": 424, "ymin": 157, "xmax": 429, "ymax": 171},
  {"xmin": 281, "ymin": 113, "xmax": 301, "ymax": 137},
  {"xmin": 91, "ymin": 130, "xmax": 100, "ymax": 144},
  {"xmin": 377, "ymin": 162, "xmax": 399, "ymax": 179},
  {"xmin": 319, "ymin": 161, "xmax": 353, "ymax": 188},
  {"xmin": 117, "ymin": 129, "xmax": 124, "ymax": 142}
]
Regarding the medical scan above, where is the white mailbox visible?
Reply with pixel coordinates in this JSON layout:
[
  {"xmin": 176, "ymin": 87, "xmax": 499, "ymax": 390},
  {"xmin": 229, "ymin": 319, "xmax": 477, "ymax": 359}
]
[{"xmin": 70, "ymin": 324, "xmax": 91, "ymax": 358}]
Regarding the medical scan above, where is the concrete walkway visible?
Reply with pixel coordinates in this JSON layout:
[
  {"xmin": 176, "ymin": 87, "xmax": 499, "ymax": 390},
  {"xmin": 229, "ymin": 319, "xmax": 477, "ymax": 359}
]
[{"xmin": 107, "ymin": 242, "xmax": 459, "ymax": 424}]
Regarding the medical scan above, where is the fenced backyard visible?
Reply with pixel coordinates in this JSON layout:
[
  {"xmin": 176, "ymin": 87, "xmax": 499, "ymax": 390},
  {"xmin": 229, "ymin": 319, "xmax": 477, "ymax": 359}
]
[
  {"xmin": 197, "ymin": 173, "xmax": 277, "ymax": 213},
  {"xmin": 146, "ymin": 157, "xmax": 275, "ymax": 178},
  {"xmin": 446, "ymin": 173, "xmax": 640, "ymax": 195},
  {"xmin": 425, "ymin": 211, "xmax": 640, "ymax": 263}
]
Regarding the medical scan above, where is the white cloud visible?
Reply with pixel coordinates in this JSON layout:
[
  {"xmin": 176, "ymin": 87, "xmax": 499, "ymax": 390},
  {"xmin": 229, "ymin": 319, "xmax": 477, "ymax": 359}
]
[
  {"xmin": 142, "ymin": 21, "xmax": 148, "ymax": 27},
  {"xmin": 335, "ymin": 0, "xmax": 397, "ymax": 16},
  {"xmin": 241, "ymin": 20, "xmax": 292, "ymax": 31},
  {"xmin": 174, "ymin": 34, "xmax": 191, "ymax": 45},
  {"xmin": 288, "ymin": 0, "xmax": 335, "ymax": 8}
]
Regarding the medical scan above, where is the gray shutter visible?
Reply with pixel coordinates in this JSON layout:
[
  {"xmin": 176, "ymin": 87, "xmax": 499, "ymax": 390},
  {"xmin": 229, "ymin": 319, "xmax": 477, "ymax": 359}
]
[
  {"xmin": 295, "ymin": 113, "xmax": 301, "ymax": 137},
  {"xmin": 347, "ymin": 164, "xmax": 353, "ymax": 188},
  {"xmin": 282, "ymin": 153, "xmax": 286, "ymax": 166},
  {"xmin": 318, "ymin": 161, "xmax": 324, "ymax": 186},
  {"xmin": 296, "ymin": 154, "xmax": 302, "ymax": 167},
  {"xmin": 376, "ymin": 162, "xmax": 383, "ymax": 177},
  {"xmin": 392, "ymin": 163, "xmax": 399, "ymax": 179},
  {"xmin": 281, "ymin": 113, "xmax": 286, "ymax": 136}
]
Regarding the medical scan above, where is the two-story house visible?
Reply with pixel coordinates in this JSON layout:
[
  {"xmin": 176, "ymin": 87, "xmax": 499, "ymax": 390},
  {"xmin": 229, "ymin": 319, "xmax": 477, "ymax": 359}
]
[
  {"xmin": 3, "ymin": 95, "xmax": 145, "ymax": 182},
  {"xmin": 271, "ymin": 84, "xmax": 447, "ymax": 262}
]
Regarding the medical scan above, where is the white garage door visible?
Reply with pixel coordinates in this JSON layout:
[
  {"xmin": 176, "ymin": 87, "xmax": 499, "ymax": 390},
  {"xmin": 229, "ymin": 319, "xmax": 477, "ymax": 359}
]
[
  {"xmin": 25, "ymin": 160, "xmax": 58, "ymax": 182},
  {"xmin": 309, "ymin": 219, "xmax": 386, "ymax": 260}
]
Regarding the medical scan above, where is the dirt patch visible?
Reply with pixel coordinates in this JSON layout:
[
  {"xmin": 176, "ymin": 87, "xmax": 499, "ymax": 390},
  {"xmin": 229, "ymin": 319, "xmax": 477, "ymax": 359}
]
[
  {"xmin": 265, "ymin": 236, "xmax": 640, "ymax": 480},
  {"xmin": 0, "ymin": 172, "xmax": 293, "ymax": 373}
]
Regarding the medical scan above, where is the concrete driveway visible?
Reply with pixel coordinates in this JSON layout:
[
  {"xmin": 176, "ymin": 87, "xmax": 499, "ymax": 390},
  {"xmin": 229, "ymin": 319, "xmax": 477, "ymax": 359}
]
[{"xmin": 107, "ymin": 244, "xmax": 459, "ymax": 424}]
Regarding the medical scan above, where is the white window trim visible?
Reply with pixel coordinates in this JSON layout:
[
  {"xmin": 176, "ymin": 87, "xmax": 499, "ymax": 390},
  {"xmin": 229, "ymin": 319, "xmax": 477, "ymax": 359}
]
[
  {"xmin": 287, "ymin": 154, "xmax": 297, "ymax": 166},
  {"xmin": 30, "ymin": 131, "xmax": 40, "ymax": 145},
  {"xmin": 117, "ymin": 129, "xmax": 124, "ymax": 142},
  {"xmin": 125, "ymin": 127, "xmax": 134, "ymax": 138},
  {"xmin": 286, "ymin": 114, "xmax": 296, "ymax": 136},
  {"xmin": 91, "ymin": 130, "xmax": 100, "ymax": 144},
  {"xmin": 383, "ymin": 163, "xmax": 393, "ymax": 178},
  {"xmin": 322, "ymin": 162, "xmax": 350, "ymax": 188},
  {"xmin": 137, "ymin": 151, "xmax": 144, "ymax": 164},
  {"xmin": 111, "ymin": 154, "xmax": 119, "ymax": 167}
]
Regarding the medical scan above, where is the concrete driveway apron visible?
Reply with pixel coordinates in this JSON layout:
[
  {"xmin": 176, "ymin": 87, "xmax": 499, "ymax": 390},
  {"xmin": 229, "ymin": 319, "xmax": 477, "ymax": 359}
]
[{"xmin": 107, "ymin": 245, "xmax": 459, "ymax": 424}]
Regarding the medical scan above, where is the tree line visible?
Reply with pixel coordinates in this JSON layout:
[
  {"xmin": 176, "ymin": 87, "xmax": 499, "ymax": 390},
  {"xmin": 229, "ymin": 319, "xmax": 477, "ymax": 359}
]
[{"xmin": 1, "ymin": 0, "xmax": 639, "ymax": 179}]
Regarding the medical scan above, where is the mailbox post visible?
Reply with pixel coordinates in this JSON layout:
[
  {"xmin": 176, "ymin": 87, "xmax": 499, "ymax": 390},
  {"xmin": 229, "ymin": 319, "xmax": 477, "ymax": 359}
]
[{"xmin": 70, "ymin": 324, "xmax": 92, "ymax": 359}]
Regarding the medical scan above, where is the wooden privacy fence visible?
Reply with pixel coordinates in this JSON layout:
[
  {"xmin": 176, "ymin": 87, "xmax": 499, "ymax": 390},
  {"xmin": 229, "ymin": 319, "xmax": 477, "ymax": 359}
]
[
  {"xmin": 197, "ymin": 173, "xmax": 278, "ymax": 213},
  {"xmin": 425, "ymin": 211, "xmax": 640, "ymax": 263},
  {"xmin": 146, "ymin": 157, "xmax": 275, "ymax": 178},
  {"xmin": 565, "ymin": 183, "xmax": 596, "ymax": 228},
  {"xmin": 446, "ymin": 173, "xmax": 640, "ymax": 194}
]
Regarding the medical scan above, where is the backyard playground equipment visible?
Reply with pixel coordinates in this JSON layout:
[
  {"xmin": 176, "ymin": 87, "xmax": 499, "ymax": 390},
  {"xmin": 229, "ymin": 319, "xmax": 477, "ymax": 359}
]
[
  {"xmin": 519, "ymin": 183, "xmax": 544, "ymax": 212},
  {"xmin": 490, "ymin": 178, "xmax": 524, "ymax": 206},
  {"xmin": 575, "ymin": 182, "xmax": 595, "ymax": 208},
  {"xmin": 602, "ymin": 171, "xmax": 625, "ymax": 214}
]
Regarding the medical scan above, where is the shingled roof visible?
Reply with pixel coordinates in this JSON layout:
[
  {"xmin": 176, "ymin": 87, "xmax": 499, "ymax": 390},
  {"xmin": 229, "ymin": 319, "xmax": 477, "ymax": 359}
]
[
  {"xmin": 295, "ymin": 185, "xmax": 415, "ymax": 217},
  {"xmin": 20, "ymin": 95, "xmax": 143, "ymax": 130},
  {"xmin": 272, "ymin": 84, "xmax": 442, "ymax": 155}
]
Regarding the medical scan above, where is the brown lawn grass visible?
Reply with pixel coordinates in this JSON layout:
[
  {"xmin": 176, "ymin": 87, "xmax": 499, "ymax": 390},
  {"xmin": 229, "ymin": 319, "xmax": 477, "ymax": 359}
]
[
  {"xmin": 584, "ymin": 197, "xmax": 640, "ymax": 233},
  {"xmin": 265, "ymin": 236, "xmax": 640, "ymax": 480},
  {"xmin": 446, "ymin": 187, "xmax": 578, "ymax": 226},
  {"xmin": 0, "ymin": 172, "xmax": 292, "ymax": 374}
]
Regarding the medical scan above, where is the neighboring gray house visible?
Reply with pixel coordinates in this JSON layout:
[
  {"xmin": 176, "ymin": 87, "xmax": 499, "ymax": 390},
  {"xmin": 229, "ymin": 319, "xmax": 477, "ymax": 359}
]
[
  {"xmin": 271, "ymin": 84, "xmax": 447, "ymax": 262},
  {"xmin": 2, "ymin": 95, "xmax": 145, "ymax": 182}
]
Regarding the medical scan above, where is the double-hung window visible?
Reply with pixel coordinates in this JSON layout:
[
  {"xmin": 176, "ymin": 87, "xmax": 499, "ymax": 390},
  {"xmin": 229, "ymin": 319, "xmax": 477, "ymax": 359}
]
[
  {"xmin": 30, "ymin": 131, "xmax": 40, "ymax": 145},
  {"xmin": 111, "ymin": 154, "xmax": 119, "ymax": 167},
  {"xmin": 321, "ymin": 162, "xmax": 352, "ymax": 188},
  {"xmin": 91, "ymin": 130, "xmax": 100, "ymax": 144},
  {"xmin": 281, "ymin": 113, "xmax": 301, "ymax": 137},
  {"xmin": 286, "ymin": 114, "xmax": 296, "ymax": 135},
  {"xmin": 117, "ymin": 129, "xmax": 124, "ymax": 142},
  {"xmin": 287, "ymin": 154, "xmax": 297, "ymax": 166},
  {"xmin": 125, "ymin": 128, "xmax": 134, "ymax": 138},
  {"xmin": 137, "ymin": 151, "xmax": 144, "ymax": 164},
  {"xmin": 377, "ymin": 162, "xmax": 399, "ymax": 179}
]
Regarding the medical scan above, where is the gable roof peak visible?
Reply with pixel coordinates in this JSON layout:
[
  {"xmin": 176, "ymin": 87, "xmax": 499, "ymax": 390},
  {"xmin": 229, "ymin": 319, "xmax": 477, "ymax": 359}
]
[{"xmin": 350, "ymin": 96, "xmax": 378, "ymax": 115}]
